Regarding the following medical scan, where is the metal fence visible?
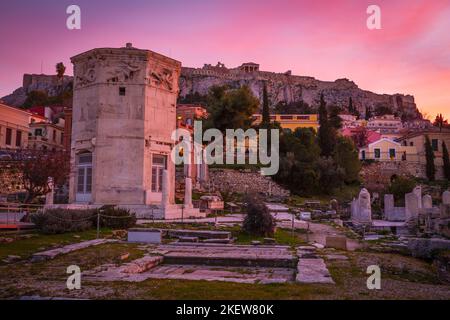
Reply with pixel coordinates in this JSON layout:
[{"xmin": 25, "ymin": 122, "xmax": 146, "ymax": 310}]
[{"xmin": 0, "ymin": 202, "xmax": 43, "ymax": 225}]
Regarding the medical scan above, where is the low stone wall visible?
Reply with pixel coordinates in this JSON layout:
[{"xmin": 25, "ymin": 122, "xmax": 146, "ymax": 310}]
[
  {"xmin": 361, "ymin": 161, "xmax": 425, "ymax": 191},
  {"xmin": 208, "ymin": 168, "xmax": 290, "ymax": 198}
]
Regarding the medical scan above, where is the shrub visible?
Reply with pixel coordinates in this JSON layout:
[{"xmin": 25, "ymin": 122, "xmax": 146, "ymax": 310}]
[
  {"xmin": 387, "ymin": 176, "xmax": 416, "ymax": 206},
  {"xmin": 31, "ymin": 209, "xmax": 96, "ymax": 234},
  {"xmin": 96, "ymin": 205, "xmax": 136, "ymax": 229},
  {"xmin": 242, "ymin": 193, "xmax": 275, "ymax": 237}
]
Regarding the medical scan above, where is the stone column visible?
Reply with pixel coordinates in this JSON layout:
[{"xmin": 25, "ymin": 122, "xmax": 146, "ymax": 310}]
[
  {"xmin": 45, "ymin": 177, "xmax": 54, "ymax": 205},
  {"xmin": 443, "ymin": 191, "xmax": 450, "ymax": 205},
  {"xmin": 184, "ymin": 177, "xmax": 193, "ymax": 208},
  {"xmin": 199, "ymin": 148, "xmax": 209, "ymax": 183},
  {"xmin": 161, "ymin": 170, "xmax": 170, "ymax": 207},
  {"xmin": 422, "ymin": 195, "xmax": 433, "ymax": 209},
  {"xmin": 405, "ymin": 192, "xmax": 419, "ymax": 221},
  {"xmin": 441, "ymin": 190, "xmax": 450, "ymax": 218},
  {"xmin": 413, "ymin": 186, "xmax": 422, "ymax": 209},
  {"xmin": 384, "ymin": 194, "xmax": 394, "ymax": 220}
]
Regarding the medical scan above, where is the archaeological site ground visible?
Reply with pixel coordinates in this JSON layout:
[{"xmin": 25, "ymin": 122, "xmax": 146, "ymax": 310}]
[{"xmin": 1, "ymin": 1, "xmax": 449, "ymax": 318}]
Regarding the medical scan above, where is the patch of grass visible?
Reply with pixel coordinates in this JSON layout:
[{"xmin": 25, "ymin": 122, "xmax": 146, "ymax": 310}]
[
  {"xmin": 233, "ymin": 227, "xmax": 306, "ymax": 247},
  {"xmin": 287, "ymin": 184, "xmax": 360, "ymax": 206},
  {"xmin": 0, "ymin": 228, "xmax": 112, "ymax": 263}
]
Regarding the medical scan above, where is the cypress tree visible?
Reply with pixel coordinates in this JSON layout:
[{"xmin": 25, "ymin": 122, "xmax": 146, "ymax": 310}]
[
  {"xmin": 318, "ymin": 94, "xmax": 333, "ymax": 157},
  {"xmin": 425, "ymin": 135, "xmax": 436, "ymax": 181},
  {"xmin": 348, "ymin": 97, "xmax": 354, "ymax": 114},
  {"xmin": 365, "ymin": 106, "xmax": 373, "ymax": 120},
  {"xmin": 443, "ymin": 141, "xmax": 450, "ymax": 180},
  {"xmin": 261, "ymin": 81, "xmax": 270, "ymax": 127}
]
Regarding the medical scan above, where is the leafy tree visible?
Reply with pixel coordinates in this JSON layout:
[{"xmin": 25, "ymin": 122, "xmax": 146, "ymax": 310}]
[
  {"xmin": 261, "ymin": 81, "xmax": 270, "ymax": 127},
  {"xmin": 425, "ymin": 135, "xmax": 436, "ymax": 181},
  {"xmin": 387, "ymin": 175, "xmax": 416, "ymax": 206},
  {"xmin": 351, "ymin": 126, "xmax": 369, "ymax": 148},
  {"xmin": 242, "ymin": 193, "xmax": 275, "ymax": 237},
  {"xmin": 333, "ymin": 136, "xmax": 361, "ymax": 183},
  {"xmin": 274, "ymin": 128, "xmax": 320, "ymax": 195},
  {"xmin": 374, "ymin": 103, "xmax": 391, "ymax": 116},
  {"xmin": 317, "ymin": 157, "xmax": 345, "ymax": 195},
  {"xmin": 56, "ymin": 62, "xmax": 66, "ymax": 78},
  {"xmin": 443, "ymin": 141, "xmax": 450, "ymax": 180},
  {"xmin": 205, "ymin": 85, "xmax": 259, "ymax": 132},
  {"xmin": 274, "ymin": 100, "xmax": 315, "ymax": 114},
  {"xmin": 177, "ymin": 91, "xmax": 208, "ymax": 105},
  {"xmin": 22, "ymin": 90, "xmax": 49, "ymax": 108},
  {"xmin": 318, "ymin": 94, "xmax": 334, "ymax": 157},
  {"xmin": 10, "ymin": 149, "xmax": 70, "ymax": 203}
]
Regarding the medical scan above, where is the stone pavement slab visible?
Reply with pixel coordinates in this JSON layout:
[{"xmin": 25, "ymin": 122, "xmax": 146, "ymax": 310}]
[
  {"xmin": 31, "ymin": 239, "xmax": 117, "ymax": 262},
  {"xmin": 296, "ymin": 258, "xmax": 335, "ymax": 284},
  {"xmin": 85, "ymin": 263, "xmax": 295, "ymax": 284}
]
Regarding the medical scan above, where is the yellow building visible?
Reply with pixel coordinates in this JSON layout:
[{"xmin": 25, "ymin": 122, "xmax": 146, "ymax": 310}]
[
  {"xmin": 252, "ymin": 114, "xmax": 319, "ymax": 132},
  {"xmin": 0, "ymin": 103, "xmax": 30, "ymax": 149},
  {"xmin": 28, "ymin": 119, "xmax": 65, "ymax": 151},
  {"xmin": 359, "ymin": 138, "xmax": 418, "ymax": 162},
  {"xmin": 397, "ymin": 130, "xmax": 450, "ymax": 179}
]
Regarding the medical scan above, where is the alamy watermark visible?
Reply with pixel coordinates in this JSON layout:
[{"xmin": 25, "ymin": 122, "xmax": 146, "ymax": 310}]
[
  {"xmin": 366, "ymin": 265, "xmax": 381, "ymax": 290},
  {"xmin": 171, "ymin": 121, "xmax": 280, "ymax": 176},
  {"xmin": 66, "ymin": 265, "xmax": 81, "ymax": 290},
  {"xmin": 66, "ymin": 5, "xmax": 81, "ymax": 30},
  {"xmin": 366, "ymin": 5, "xmax": 381, "ymax": 30}
]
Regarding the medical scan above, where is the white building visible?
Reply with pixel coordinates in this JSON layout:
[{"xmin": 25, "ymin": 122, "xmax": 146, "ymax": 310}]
[{"xmin": 367, "ymin": 115, "xmax": 403, "ymax": 134}]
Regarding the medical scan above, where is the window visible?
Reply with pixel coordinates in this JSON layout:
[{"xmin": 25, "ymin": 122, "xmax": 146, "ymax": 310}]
[
  {"xmin": 76, "ymin": 152, "xmax": 93, "ymax": 202},
  {"xmin": 15, "ymin": 130, "xmax": 22, "ymax": 147},
  {"xmin": 35, "ymin": 129, "xmax": 43, "ymax": 136},
  {"xmin": 151, "ymin": 154, "xmax": 167, "ymax": 192},
  {"xmin": 280, "ymin": 115, "xmax": 293, "ymax": 120},
  {"xmin": 53, "ymin": 129, "xmax": 56, "ymax": 142},
  {"xmin": 119, "ymin": 87, "xmax": 126, "ymax": 96},
  {"xmin": 410, "ymin": 142, "xmax": 414, "ymax": 146},
  {"xmin": 432, "ymin": 139, "xmax": 439, "ymax": 151},
  {"xmin": 61, "ymin": 133, "xmax": 64, "ymax": 145},
  {"xmin": 389, "ymin": 148, "xmax": 396, "ymax": 159},
  {"xmin": 361, "ymin": 150, "xmax": 366, "ymax": 160},
  {"xmin": 374, "ymin": 148, "xmax": 381, "ymax": 159},
  {"xmin": 5, "ymin": 128, "xmax": 12, "ymax": 146}
]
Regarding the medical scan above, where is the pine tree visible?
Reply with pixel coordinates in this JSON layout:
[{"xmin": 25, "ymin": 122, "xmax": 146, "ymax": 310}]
[
  {"xmin": 318, "ymin": 94, "xmax": 334, "ymax": 157},
  {"xmin": 425, "ymin": 135, "xmax": 436, "ymax": 181},
  {"xmin": 261, "ymin": 81, "xmax": 270, "ymax": 128},
  {"xmin": 443, "ymin": 141, "xmax": 450, "ymax": 180}
]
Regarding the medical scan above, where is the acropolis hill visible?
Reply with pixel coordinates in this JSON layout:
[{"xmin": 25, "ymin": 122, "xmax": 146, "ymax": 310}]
[
  {"xmin": 180, "ymin": 62, "xmax": 421, "ymax": 119},
  {"xmin": 2, "ymin": 61, "xmax": 421, "ymax": 119}
]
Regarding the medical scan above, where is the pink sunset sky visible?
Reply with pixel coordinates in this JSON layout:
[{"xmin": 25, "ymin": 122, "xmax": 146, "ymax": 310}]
[{"xmin": 1, "ymin": 0, "xmax": 449, "ymax": 119}]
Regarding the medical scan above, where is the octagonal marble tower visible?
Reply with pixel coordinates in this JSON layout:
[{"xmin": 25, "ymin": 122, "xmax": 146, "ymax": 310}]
[{"xmin": 68, "ymin": 43, "xmax": 180, "ymax": 211}]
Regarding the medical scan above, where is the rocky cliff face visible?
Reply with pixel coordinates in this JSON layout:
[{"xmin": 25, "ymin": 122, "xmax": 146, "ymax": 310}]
[
  {"xmin": 179, "ymin": 65, "xmax": 421, "ymax": 119},
  {"xmin": 2, "ymin": 74, "xmax": 73, "ymax": 106},
  {"xmin": 3, "ymin": 67, "xmax": 421, "ymax": 120}
]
